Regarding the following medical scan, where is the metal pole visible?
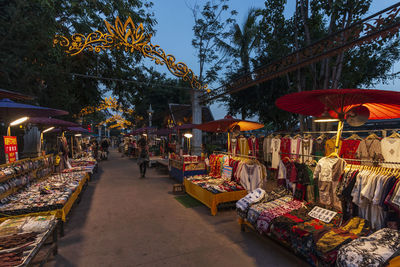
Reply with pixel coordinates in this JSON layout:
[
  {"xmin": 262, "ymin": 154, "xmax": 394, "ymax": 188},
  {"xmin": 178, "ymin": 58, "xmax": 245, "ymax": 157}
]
[
  {"xmin": 192, "ymin": 90, "xmax": 202, "ymax": 155},
  {"xmin": 335, "ymin": 120, "xmax": 344, "ymax": 154}
]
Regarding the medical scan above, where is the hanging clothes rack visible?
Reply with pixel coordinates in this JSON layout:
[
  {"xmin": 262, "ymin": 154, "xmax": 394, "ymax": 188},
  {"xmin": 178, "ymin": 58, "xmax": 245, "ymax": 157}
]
[
  {"xmin": 268, "ymin": 128, "xmax": 400, "ymax": 136},
  {"xmin": 279, "ymin": 152, "xmax": 400, "ymax": 165},
  {"xmin": 213, "ymin": 151, "xmax": 258, "ymax": 160}
]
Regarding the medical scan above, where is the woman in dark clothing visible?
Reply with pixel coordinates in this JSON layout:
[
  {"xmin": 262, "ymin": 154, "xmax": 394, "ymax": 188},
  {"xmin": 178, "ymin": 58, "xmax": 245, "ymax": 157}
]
[{"xmin": 137, "ymin": 136, "xmax": 149, "ymax": 178}]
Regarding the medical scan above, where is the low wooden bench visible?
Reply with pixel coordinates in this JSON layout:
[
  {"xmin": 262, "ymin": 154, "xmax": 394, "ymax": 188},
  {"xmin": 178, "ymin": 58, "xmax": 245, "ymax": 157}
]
[{"xmin": 173, "ymin": 183, "xmax": 185, "ymax": 194}]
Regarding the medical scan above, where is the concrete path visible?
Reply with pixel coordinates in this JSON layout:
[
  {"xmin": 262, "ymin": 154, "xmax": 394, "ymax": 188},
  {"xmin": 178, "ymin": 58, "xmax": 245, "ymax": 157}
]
[{"xmin": 47, "ymin": 150, "xmax": 307, "ymax": 267}]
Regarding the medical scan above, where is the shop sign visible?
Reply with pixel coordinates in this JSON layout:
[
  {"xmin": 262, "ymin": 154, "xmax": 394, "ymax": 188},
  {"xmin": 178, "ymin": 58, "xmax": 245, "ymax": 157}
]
[{"xmin": 3, "ymin": 136, "xmax": 18, "ymax": 163}]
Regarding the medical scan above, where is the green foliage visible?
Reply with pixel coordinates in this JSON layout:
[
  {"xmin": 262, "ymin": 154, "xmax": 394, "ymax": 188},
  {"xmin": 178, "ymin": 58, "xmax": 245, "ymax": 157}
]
[
  {"xmin": 127, "ymin": 67, "xmax": 191, "ymax": 128},
  {"xmin": 220, "ymin": 0, "xmax": 400, "ymax": 130},
  {"xmin": 0, "ymin": 0, "xmax": 156, "ymax": 123},
  {"xmin": 189, "ymin": 0, "xmax": 237, "ymax": 84}
]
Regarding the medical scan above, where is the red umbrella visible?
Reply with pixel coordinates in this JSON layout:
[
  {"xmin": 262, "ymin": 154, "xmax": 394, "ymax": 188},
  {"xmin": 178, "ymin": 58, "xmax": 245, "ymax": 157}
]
[
  {"xmin": 275, "ymin": 89, "xmax": 400, "ymax": 155},
  {"xmin": 195, "ymin": 115, "xmax": 264, "ymax": 133},
  {"xmin": 275, "ymin": 89, "xmax": 400, "ymax": 120}
]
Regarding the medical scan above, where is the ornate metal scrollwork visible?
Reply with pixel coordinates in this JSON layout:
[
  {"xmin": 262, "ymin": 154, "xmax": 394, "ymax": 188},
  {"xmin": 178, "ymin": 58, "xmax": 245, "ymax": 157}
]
[{"xmin": 54, "ymin": 17, "xmax": 209, "ymax": 92}]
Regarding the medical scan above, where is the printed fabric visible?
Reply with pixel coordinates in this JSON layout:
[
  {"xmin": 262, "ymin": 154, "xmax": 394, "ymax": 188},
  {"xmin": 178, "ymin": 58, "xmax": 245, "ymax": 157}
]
[
  {"xmin": 270, "ymin": 204, "xmax": 316, "ymax": 245},
  {"xmin": 271, "ymin": 138, "xmax": 281, "ymax": 169},
  {"xmin": 315, "ymin": 217, "xmax": 371, "ymax": 265},
  {"xmin": 339, "ymin": 140, "xmax": 361, "ymax": 165},
  {"xmin": 280, "ymin": 138, "xmax": 291, "ymax": 160},
  {"xmin": 290, "ymin": 213, "xmax": 343, "ymax": 266},
  {"xmin": 256, "ymin": 199, "xmax": 304, "ymax": 234},
  {"xmin": 336, "ymin": 228, "xmax": 400, "ymax": 267},
  {"xmin": 247, "ymin": 196, "xmax": 293, "ymax": 227},
  {"xmin": 236, "ymin": 188, "xmax": 266, "ymax": 218}
]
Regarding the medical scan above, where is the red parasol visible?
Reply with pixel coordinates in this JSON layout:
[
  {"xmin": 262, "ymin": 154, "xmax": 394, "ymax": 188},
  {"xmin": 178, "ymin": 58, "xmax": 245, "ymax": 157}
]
[
  {"xmin": 275, "ymin": 88, "xmax": 400, "ymax": 155},
  {"xmin": 275, "ymin": 89, "xmax": 400, "ymax": 120},
  {"xmin": 195, "ymin": 115, "xmax": 264, "ymax": 133}
]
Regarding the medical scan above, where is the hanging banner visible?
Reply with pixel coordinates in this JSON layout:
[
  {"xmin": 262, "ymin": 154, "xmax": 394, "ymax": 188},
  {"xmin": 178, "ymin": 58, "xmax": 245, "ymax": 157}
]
[{"xmin": 4, "ymin": 136, "xmax": 18, "ymax": 163}]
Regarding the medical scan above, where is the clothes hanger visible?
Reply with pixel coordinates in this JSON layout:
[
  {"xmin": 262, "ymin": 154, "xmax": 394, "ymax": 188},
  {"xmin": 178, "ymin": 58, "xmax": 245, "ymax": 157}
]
[
  {"xmin": 283, "ymin": 134, "xmax": 291, "ymax": 138},
  {"xmin": 303, "ymin": 134, "xmax": 312, "ymax": 139},
  {"xmin": 293, "ymin": 133, "xmax": 301, "ymax": 139},
  {"xmin": 366, "ymin": 132, "xmax": 380, "ymax": 140},
  {"xmin": 388, "ymin": 130, "xmax": 400, "ymax": 139},
  {"xmin": 346, "ymin": 133, "xmax": 363, "ymax": 140},
  {"xmin": 317, "ymin": 134, "xmax": 326, "ymax": 140},
  {"xmin": 327, "ymin": 151, "xmax": 339, "ymax": 158}
]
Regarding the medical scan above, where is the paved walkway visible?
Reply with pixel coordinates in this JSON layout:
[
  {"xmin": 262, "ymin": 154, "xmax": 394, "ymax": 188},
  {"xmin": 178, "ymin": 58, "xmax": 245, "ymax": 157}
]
[{"xmin": 47, "ymin": 150, "xmax": 306, "ymax": 267}]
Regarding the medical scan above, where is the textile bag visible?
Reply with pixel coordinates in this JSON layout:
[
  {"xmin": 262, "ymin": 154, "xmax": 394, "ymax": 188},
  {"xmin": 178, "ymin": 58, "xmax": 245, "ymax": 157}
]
[{"xmin": 222, "ymin": 165, "xmax": 233, "ymax": 180}]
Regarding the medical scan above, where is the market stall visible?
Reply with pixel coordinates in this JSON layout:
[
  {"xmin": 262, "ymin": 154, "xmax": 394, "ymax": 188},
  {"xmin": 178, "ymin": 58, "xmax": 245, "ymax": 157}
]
[
  {"xmin": 183, "ymin": 151, "xmax": 267, "ymax": 215},
  {"xmin": 169, "ymin": 154, "xmax": 206, "ymax": 182},
  {"xmin": 234, "ymin": 88, "xmax": 400, "ymax": 266},
  {"xmin": 0, "ymin": 154, "xmax": 90, "ymax": 239},
  {"xmin": 0, "ymin": 215, "xmax": 58, "ymax": 266}
]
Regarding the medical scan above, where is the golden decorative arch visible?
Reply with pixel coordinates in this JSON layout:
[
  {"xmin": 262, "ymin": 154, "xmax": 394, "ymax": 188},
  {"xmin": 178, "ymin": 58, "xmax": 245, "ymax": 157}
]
[
  {"xmin": 77, "ymin": 97, "xmax": 134, "ymax": 117},
  {"xmin": 54, "ymin": 17, "xmax": 209, "ymax": 92}
]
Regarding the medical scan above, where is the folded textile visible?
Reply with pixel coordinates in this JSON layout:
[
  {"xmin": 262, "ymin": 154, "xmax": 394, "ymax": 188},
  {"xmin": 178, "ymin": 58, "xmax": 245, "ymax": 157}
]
[
  {"xmin": 315, "ymin": 217, "xmax": 370, "ymax": 265},
  {"xmin": 236, "ymin": 188, "xmax": 266, "ymax": 212},
  {"xmin": 336, "ymin": 228, "xmax": 400, "ymax": 267},
  {"xmin": 256, "ymin": 199, "xmax": 304, "ymax": 234}
]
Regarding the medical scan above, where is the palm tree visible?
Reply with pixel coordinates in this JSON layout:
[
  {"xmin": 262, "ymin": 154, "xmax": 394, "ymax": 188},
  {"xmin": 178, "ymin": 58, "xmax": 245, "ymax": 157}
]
[{"xmin": 216, "ymin": 8, "xmax": 261, "ymax": 119}]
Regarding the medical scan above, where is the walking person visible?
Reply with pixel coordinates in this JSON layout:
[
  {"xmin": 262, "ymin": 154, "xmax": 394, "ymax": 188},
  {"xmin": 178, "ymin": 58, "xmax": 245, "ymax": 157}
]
[{"xmin": 137, "ymin": 135, "xmax": 149, "ymax": 178}]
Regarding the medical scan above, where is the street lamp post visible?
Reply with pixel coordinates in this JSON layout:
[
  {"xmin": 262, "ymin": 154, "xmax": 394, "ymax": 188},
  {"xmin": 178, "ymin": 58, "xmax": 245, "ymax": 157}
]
[
  {"xmin": 7, "ymin": 117, "xmax": 29, "ymax": 136},
  {"xmin": 147, "ymin": 104, "xmax": 154, "ymax": 127},
  {"xmin": 184, "ymin": 133, "xmax": 193, "ymax": 155}
]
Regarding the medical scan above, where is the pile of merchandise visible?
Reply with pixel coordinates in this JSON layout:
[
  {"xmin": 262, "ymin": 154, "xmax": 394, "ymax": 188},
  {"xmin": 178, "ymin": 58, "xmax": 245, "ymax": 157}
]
[
  {"xmin": 208, "ymin": 153, "xmax": 266, "ymax": 191},
  {"xmin": 237, "ymin": 187, "xmax": 400, "ymax": 266},
  {"xmin": 0, "ymin": 215, "xmax": 56, "ymax": 266},
  {"xmin": 67, "ymin": 157, "xmax": 97, "ymax": 174},
  {"xmin": 0, "ymin": 156, "xmax": 53, "ymax": 181},
  {"xmin": 186, "ymin": 175, "xmax": 245, "ymax": 194},
  {"xmin": 0, "ymin": 157, "xmax": 54, "ymax": 197},
  {"xmin": 0, "ymin": 172, "xmax": 86, "ymax": 215}
]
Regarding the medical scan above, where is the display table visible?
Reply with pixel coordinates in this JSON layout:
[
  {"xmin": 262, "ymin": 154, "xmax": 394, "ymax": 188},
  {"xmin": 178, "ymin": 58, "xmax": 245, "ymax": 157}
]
[
  {"xmin": 170, "ymin": 159, "xmax": 206, "ymax": 182},
  {"xmin": 0, "ymin": 215, "xmax": 58, "ymax": 266},
  {"xmin": 0, "ymin": 172, "xmax": 89, "ymax": 223},
  {"xmin": 184, "ymin": 179, "xmax": 247, "ymax": 216}
]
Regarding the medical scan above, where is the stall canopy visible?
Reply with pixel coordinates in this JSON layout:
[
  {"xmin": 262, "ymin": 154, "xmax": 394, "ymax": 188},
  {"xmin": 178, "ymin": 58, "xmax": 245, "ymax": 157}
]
[
  {"xmin": 28, "ymin": 117, "xmax": 78, "ymax": 127},
  {"xmin": 66, "ymin": 127, "xmax": 90, "ymax": 133},
  {"xmin": 0, "ymin": 89, "xmax": 34, "ymax": 101},
  {"xmin": 195, "ymin": 115, "xmax": 264, "ymax": 132},
  {"xmin": 155, "ymin": 128, "xmax": 174, "ymax": 136},
  {"xmin": 173, "ymin": 124, "xmax": 198, "ymax": 130},
  {"xmin": 0, "ymin": 99, "xmax": 68, "ymax": 119},
  {"xmin": 275, "ymin": 88, "xmax": 400, "ymax": 155},
  {"xmin": 275, "ymin": 89, "xmax": 400, "ymax": 120},
  {"xmin": 131, "ymin": 127, "xmax": 157, "ymax": 135}
]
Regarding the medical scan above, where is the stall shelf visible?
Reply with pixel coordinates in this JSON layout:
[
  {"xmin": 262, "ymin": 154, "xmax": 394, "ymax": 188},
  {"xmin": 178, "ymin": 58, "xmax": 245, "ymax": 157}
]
[
  {"xmin": 184, "ymin": 178, "xmax": 247, "ymax": 215},
  {"xmin": 169, "ymin": 157, "xmax": 206, "ymax": 182}
]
